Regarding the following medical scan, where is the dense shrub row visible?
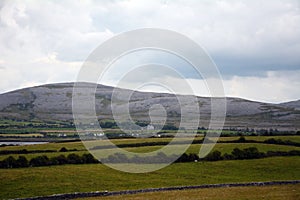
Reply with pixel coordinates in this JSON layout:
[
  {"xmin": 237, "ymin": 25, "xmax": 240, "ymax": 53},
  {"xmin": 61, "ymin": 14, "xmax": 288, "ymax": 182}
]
[
  {"xmin": 263, "ymin": 138, "xmax": 300, "ymax": 147},
  {"xmin": 101, "ymin": 152, "xmax": 202, "ymax": 164},
  {"xmin": 0, "ymin": 149, "xmax": 56, "ymax": 155},
  {"xmin": 91, "ymin": 139, "xmax": 219, "ymax": 150},
  {"xmin": 1, "ymin": 147, "xmax": 299, "ymax": 168},
  {"xmin": 2, "ymin": 137, "xmax": 298, "ymax": 156},
  {"xmin": 203, "ymin": 148, "xmax": 300, "ymax": 161},
  {"xmin": 90, "ymin": 137, "xmax": 300, "ymax": 151},
  {"xmin": 0, "ymin": 147, "xmax": 78, "ymax": 155},
  {"xmin": 100, "ymin": 147, "xmax": 300, "ymax": 163},
  {"xmin": 101, "ymin": 152, "xmax": 178, "ymax": 164},
  {"xmin": 0, "ymin": 153, "xmax": 98, "ymax": 168},
  {"xmin": 203, "ymin": 128, "xmax": 300, "ymax": 137}
]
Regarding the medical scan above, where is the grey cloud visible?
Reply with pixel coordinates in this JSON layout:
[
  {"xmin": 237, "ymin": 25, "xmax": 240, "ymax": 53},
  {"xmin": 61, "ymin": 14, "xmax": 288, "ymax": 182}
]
[
  {"xmin": 1, "ymin": 0, "xmax": 300, "ymax": 75},
  {"xmin": 0, "ymin": 0, "xmax": 300, "ymax": 102}
]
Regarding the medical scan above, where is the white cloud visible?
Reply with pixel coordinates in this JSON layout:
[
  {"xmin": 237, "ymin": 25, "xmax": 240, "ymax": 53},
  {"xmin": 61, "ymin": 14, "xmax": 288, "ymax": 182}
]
[
  {"xmin": 190, "ymin": 70, "xmax": 300, "ymax": 103},
  {"xmin": 0, "ymin": 0, "xmax": 299, "ymax": 103},
  {"xmin": 0, "ymin": 0, "xmax": 113, "ymax": 93},
  {"xmin": 98, "ymin": 54, "xmax": 300, "ymax": 103},
  {"xmin": 223, "ymin": 70, "xmax": 300, "ymax": 103},
  {"xmin": 0, "ymin": 52, "xmax": 82, "ymax": 93},
  {"xmin": 105, "ymin": 69, "xmax": 300, "ymax": 103}
]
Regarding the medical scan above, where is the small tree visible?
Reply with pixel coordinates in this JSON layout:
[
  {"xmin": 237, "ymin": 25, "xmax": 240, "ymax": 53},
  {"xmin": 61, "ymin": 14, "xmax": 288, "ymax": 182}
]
[
  {"xmin": 67, "ymin": 154, "xmax": 82, "ymax": 164},
  {"xmin": 232, "ymin": 148, "xmax": 245, "ymax": 159},
  {"xmin": 176, "ymin": 153, "xmax": 189, "ymax": 162},
  {"xmin": 59, "ymin": 147, "xmax": 68, "ymax": 152},
  {"xmin": 205, "ymin": 151, "xmax": 222, "ymax": 161},
  {"xmin": 237, "ymin": 136, "xmax": 246, "ymax": 143},
  {"xmin": 53, "ymin": 155, "xmax": 68, "ymax": 165},
  {"xmin": 16, "ymin": 156, "xmax": 29, "ymax": 168},
  {"xmin": 188, "ymin": 153, "xmax": 199, "ymax": 162},
  {"xmin": 30, "ymin": 155, "xmax": 50, "ymax": 167},
  {"xmin": 3, "ymin": 156, "xmax": 17, "ymax": 168},
  {"xmin": 82, "ymin": 154, "xmax": 98, "ymax": 164},
  {"xmin": 243, "ymin": 147, "xmax": 264, "ymax": 159}
]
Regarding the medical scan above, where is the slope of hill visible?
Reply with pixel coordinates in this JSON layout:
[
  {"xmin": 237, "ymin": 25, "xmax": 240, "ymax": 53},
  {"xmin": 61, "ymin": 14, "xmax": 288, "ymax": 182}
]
[
  {"xmin": 279, "ymin": 100, "xmax": 300, "ymax": 111},
  {"xmin": 0, "ymin": 82, "xmax": 299, "ymax": 130}
]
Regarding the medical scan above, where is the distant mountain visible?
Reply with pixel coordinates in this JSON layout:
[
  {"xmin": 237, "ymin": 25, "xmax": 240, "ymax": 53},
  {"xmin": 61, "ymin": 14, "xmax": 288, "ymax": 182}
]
[
  {"xmin": 279, "ymin": 100, "xmax": 300, "ymax": 111},
  {"xmin": 0, "ymin": 82, "xmax": 299, "ymax": 130}
]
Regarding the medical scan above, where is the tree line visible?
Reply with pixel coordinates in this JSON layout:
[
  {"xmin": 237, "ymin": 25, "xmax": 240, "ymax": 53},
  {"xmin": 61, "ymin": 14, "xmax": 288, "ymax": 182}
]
[
  {"xmin": 90, "ymin": 137, "xmax": 300, "ymax": 151},
  {"xmin": 0, "ymin": 153, "xmax": 98, "ymax": 168},
  {"xmin": 0, "ymin": 147, "xmax": 78, "ymax": 155},
  {"xmin": 1, "ymin": 147, "xmax": 299, "ymax": 168}
]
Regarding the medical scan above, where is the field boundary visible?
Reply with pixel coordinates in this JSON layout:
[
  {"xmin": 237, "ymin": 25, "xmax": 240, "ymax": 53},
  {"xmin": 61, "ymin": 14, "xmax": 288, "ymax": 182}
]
[{"xmin": 15, "ymin": 180, "xmax": 300, "ymax": 200}]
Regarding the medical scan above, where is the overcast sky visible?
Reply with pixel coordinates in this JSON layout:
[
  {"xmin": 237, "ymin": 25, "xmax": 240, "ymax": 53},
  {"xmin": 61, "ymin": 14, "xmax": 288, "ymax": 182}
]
[{"xmin": 0, "ymin": 0, "xmax": 300, "ymax": 103}]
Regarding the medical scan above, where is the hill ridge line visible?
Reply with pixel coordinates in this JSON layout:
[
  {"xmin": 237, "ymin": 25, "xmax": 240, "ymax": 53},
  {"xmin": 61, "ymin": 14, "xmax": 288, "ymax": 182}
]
[{"xmin": 2, "ymin": 81, "xmax": 298, "ymax": 104}]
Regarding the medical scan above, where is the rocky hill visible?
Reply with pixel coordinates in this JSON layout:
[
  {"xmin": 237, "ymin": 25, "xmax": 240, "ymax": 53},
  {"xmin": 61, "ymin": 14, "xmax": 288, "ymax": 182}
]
[{"xmin": 0, "ymin": 82, "xmax": 299, "ymax": 130}]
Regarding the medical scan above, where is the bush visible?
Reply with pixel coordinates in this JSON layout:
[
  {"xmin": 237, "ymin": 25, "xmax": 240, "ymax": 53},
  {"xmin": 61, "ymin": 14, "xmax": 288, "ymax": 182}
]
[
  {"xmin": 237, "ymin": 136, "xmax": 246, "ymax": 143},
  {"xmin": 82, "ymin": 154, "xmax": 99, "ymax": 164},
  {"xmin": 264, "ymin": 138, "xmax": 300, "ymax": 147},
  {"xmin": 59, "ymin": 147, "xmax": 68, "ymax": 152},
  {"xmin": 53, "ymin": 155, "xmax": 68, "ymax": 165},
  {"xmin": 232, "ymin": 147, "xmax": 265, "ymax": 160},
  {"xmin": 176, "ymin": 153, "xmax": 199, "ymax": 162},
  {"xmin": 16, "ymin": 156, "xmax": 29, "ymax": 168},
  {"xmin": 188, "ymin": 153, "xmax": 199, "ymax": 162},
  {"xmin": 243, "ymin": 147, "xmax": 265, "ymax": 159},
  {"xmin": 204, "ymin": 151, "xmax": 222, "ymax": 161},
  {"xmin": 232, "ymin": 148, "xmax": 245, "ymax": 159},
  {"xmin": 288, "ymin": 150, "xmax": 300, "ymax": 156},
  {"xmin": 176, "ymin": 153, "xmax": 190, "ymax": 163},
  {"xmin": 1, "ymin": 156, "xmax": 17, "ymax": 168},
  {"xmin": 30, "ymin": 155, "xmax": 50, "ymax": 167},
  {"xmin": 223, "ymin": 153, "xmax": 234, "ymax": 160},
  {"xmin": 67, "ymin": 153, "xmax": 82, "ymax": 164}
]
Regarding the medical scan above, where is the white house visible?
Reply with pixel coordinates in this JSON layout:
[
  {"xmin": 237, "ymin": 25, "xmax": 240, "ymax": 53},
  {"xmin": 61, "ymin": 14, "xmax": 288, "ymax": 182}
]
[{"xmin": 147, "ymin": 124, "xmax": 155, "ymax": 130}]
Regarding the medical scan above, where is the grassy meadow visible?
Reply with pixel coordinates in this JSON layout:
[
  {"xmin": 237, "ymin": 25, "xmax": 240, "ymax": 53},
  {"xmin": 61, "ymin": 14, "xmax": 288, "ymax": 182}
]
[
  {"xmin": 0, "ymin": 135, "xmax": 299, "ymax": 199},
  {"xmin": 1, "ymin": 136, "xmax": 300, "ymax": 160},
  {"xmin": 0, "ymin": 157, "xmax": 299, "ymax": 199}
]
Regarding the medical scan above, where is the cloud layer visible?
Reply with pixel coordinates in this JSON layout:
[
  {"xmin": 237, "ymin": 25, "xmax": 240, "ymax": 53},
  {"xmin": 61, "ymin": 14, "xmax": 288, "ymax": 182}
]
[{"xmin": 0, "ymin": 0, "xmax": 299, "ymax": 103}]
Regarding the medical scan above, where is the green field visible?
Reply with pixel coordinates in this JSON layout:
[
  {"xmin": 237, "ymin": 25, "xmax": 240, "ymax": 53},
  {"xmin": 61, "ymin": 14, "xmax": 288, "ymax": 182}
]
[
  {"xmin": 1, "ymin": 140, "xmax": 299, "ymax": 161},
  {"xmin": 1, "ymin": 135, "xmax": 299, "ymax": 152},
  {"xmin": 219, "ymin": 135, "xmax": 300, "ymax": 143},
  {"xmin": 0, "ymin": 141, "xmax": 86, "ymax": 151},
  {"xmin": 0, "ymin": 135, "xmax": 299, "ymax": 199},
  {"xmin": 123, "ymin": 143, "xmax": 300, "ymax": 154},
  {"xmin": 80, "ymin": 184, "xmax": 300, "ymax": 200},
  {"xmin": 0, "ymin": 157, "xmax": 299, "ymax": 199}
]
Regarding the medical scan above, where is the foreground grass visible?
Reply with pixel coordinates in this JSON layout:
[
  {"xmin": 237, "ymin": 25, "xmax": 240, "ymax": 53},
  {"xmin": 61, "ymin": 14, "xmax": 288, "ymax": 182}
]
[
  {"xmin": 0, "ymin": 157, "xmax": 299, "ymax": 199},
  {"xmin": 80, "ymin": 184, "xmax": 300, "ymax": 200}
]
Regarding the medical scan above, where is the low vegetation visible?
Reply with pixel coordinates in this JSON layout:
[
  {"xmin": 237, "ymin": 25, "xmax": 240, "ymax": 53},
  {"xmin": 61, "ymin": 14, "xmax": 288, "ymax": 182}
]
[
  {"xmin": 1, "ymin": 136, "xmax": 300, "ymax": 168},
  {"xmin": 0, "ymin": 135, "xmax": 299, "ymax": 199},
  {"xmin": 1, "ymin": 157, "xmax": 299, "ymax": 199}
]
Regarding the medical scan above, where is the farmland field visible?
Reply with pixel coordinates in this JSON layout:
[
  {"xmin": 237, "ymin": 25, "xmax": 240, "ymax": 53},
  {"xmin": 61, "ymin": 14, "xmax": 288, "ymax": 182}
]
[
  {"xmin": 0, "ymin": 135, "xmax": 299, "ymax": 199},
  {"xmin": 1, "ymin": 2, "xmax": 300, "ymax": 199},
  {"xmin": 1, "ymin": 135, "xmax": 300, "ymax": 160},
  {"xmin": 0, "ymin": 156, "xmax": 299, "ymax": 199}
]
